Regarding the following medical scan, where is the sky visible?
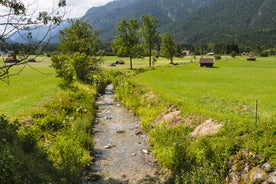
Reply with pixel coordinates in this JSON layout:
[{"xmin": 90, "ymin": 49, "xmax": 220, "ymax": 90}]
[
  {"xmin": 61, "ymin": 0, "xmax": 114, "ymax": 18},
  {"xmin": 1, "ymin": 0, "xmax": 113, "ymax": 35},
  {"xmin": 22, "ymin": 0, "xmax": 114, "ymax": 18}
]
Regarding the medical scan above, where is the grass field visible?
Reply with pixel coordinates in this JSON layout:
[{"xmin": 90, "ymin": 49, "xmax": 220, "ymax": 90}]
[
  {"xmin": 137, "ymin": 56, "xmax": 276, "ymax": 121},
  {"xmin": 0, "ymin": 59, "xmax": 59, "ymax": 118},
  {"xmin": 101, "ymin": 55, "xmax": 196, "ymax": 69},
  {"xmin": 110, "ymin": 55, "xmax": 276, "ymax": 180}
]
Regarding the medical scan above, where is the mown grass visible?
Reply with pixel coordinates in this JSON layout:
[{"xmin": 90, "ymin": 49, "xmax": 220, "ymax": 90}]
[
  {"xmin": 137, "ymin": 56, "xmax": 276, "ymax": 120},
  {"xmin": 0, "ymin": 60, "xmax": 59, "ymax": 118},
  {"xmin": 101, "ymin": 55, "xmax": 196, "ymax": 70}
]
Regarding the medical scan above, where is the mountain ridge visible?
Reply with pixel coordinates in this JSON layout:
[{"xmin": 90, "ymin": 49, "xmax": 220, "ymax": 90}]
[
  {"xmin": 166, "ymin": 0, "xmax": 276, "ymax": 47},
  {"xmin": 8, "ymin": 0, "xmax": 276, "ymax": 49},
  {"xmin": 81, "ymin": 0, "xmax": 216, "ymax": 42}
]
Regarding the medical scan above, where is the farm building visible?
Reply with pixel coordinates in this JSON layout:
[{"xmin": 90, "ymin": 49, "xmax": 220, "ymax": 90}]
[
  {"xmin": 199, "ymin": 57, "xmax": 214, "ymax": 67},
  {"xmin": 181, "ymin": 50, "xmax": 190, "ymax": 55},
  {"xmin": 247, "ymin": 52, "xmax": 257, "ymax": 61}
]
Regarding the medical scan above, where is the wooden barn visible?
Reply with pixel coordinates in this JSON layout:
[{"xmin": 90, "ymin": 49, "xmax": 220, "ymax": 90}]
[{"xmin": 199, "ymin": 58, "xmax": 214, "ymax": 67}]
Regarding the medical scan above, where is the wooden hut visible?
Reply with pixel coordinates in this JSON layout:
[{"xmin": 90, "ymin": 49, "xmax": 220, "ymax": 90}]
[{"xmin": 199, "ymin": 58, "xmax": 214, "ymax": 67}]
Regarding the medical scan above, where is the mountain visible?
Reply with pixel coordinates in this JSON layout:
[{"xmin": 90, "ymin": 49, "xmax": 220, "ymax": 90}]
[
  {"xmin": 7, "ymin": 0, "xmax": 276, "ymax": 49},
  {"xmin": 167, "ymin": 0, "xmax": 276, "ymax": 48},
  {"xmin": 81, "ymin": 0, "xmax": 216, "ymax": 42},
  {"xmin": 8, "ymin": 21, "xmax": 70, "ymax": 44}
]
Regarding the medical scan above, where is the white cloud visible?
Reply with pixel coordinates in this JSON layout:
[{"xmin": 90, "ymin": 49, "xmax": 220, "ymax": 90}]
[
  {"xmin": 66, "ymin": 0, "xmax": 113, "ymax": 18},
  {"xmin": 1, "ymin": 0, "xmax": 111, "ymax": 34},
  {"xmin": 21, "ymin": 0, "xmax": 113, "ymax": 18}
]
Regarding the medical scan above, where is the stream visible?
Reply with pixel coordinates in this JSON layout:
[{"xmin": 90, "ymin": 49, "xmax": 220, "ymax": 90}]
[{"xmin": 84, "ymin": 84, "xmax": 162, "ymax": 184}]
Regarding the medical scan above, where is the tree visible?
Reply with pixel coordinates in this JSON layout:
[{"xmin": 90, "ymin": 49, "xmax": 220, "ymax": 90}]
[
  {"xmin": 160, "ymin": 33, "xmax": 176, "ymax": 64},
  {"xmin": 53, "ymin": 20, "xmax": 102, "ymax": 86},
  {"xmin": 141, "ymin": 15, "xmax": 160, "ymax": 67},
  {"xmin": 112, "ymin": 18, "xmax": 141, "ymax": 69},
  {"xmin": 59, "ymin": 20, "xmax": 100, "ymax": 56},
  {"xmin": 0, "ymin": 0, "xmax": 66, "ymax": 82}
]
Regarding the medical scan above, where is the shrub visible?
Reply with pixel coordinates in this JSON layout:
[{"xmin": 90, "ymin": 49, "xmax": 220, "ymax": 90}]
[
  {"xmin": 0, "ymin": 85, "xmax": 98, "ymax": 183},
  {"xmin": 214, "ymin": 54, "xmax": 222, "ymax": 60}
]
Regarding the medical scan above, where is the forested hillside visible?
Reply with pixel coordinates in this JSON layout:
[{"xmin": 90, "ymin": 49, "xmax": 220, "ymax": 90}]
[
  {"xmin": 7, "ymin": 0, "xmax": 276, "ymax": 50},
  {"xmin": 168, "ymin": 0, "xmax": 276, "ymax": 49},
  {"xmin": 82, "ymin": 0, "xmax": 276, "ymax": 49},
  {"xmin": 81, "ymin": 0, "xmax": 216, "ymax": 42}
]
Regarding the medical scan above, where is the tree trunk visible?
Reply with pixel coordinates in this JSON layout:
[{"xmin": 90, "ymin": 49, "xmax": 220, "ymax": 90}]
[
  {"xmin": 149, "ymin": 42, "xmax": 152, "ymax": 67},
  {"xmin": 170, "ymin": 58, "xmax": 174, "ymax": 64},
  {"xmin": 130, "ymin": 56, "xmax": 133, "ymax": 69}
]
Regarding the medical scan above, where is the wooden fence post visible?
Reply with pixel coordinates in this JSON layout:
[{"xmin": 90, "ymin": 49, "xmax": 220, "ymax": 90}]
[{"xmin": 255, "ymin": 99, "xmax": 258, "ymax": 126}]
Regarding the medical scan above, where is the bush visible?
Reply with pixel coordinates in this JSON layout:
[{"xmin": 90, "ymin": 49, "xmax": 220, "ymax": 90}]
[
  {"xmin": 214, "ymin": 54, "xmax": 222, "ymax": 60},
  {"xmin": 0, "ymin": 85, "xmax": 98, "ymax": 183},
  {"xmin": 0, "ymin": 115, "xmax": 59, "ymax": 183}
]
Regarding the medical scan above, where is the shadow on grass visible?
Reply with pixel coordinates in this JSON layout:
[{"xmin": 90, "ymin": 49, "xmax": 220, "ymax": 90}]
[{"xmin": 0, "ymin": 115, "xmax": 60, "ymax": 183}]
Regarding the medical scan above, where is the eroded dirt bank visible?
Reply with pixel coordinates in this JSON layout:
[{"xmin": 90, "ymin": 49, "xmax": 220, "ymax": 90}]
[{"xmin": 84, "ymin": 84, "xmax": 162, "ymax": 184}]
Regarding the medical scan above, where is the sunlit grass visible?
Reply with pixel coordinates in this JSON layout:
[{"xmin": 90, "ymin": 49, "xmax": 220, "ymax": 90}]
[
  {"xmin": 0, "ymin": 61, "xmax": 59, "ymax": 118},
  {"xmin": 101, "ymin": 55, "xmax": 196, "ymax": 69},
  {"xmin": 137, "ymin": 56, "xmax": 276, "ymax": 121}
]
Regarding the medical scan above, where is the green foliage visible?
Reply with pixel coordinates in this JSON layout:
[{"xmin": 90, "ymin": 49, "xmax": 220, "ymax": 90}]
[
  {"xmin": 71, "ymin": 52, "xmax": 101, "ymax": 82},
  {"xmin": 141, "ymin": 15, "xmax": 160, "ymax": 67},
  {"xmin": 150, "ymin": 125, "xmax": 192, "ymax": 169},
  {"xmin": 54, "ymin": 20, "xmax": 103, "ymax": 86},
  {"xmin": 25, "ymin": 88, "xmax": 95, "ymax": 182},
  {"xmin": 0, "ymin": 115, "xmax": 59, "ymax": 183},
  {"xmin": 0, "ymin": 84, "xmax": 97, "ymax": 183},
  {"xmin": 59, "ymin": 20, "xmax": 100, "ymax": 55},
  {"xmin": 214, "ymin": 54, "xmax": 222, "ymax": 60},
  {"xmin": 160, "ymin": 32, "xmax": 176, "ymax": 64},
  {"xmin": 51, "ymin": 53, "xmax": 102, "ymax": 87},
  {"xmin": 112, "ymin": 18, "xmax": 142, "ymax": 69},
  {"xmin": 51, "ymin": 54, "xmax": 76, "ymax": 89}
]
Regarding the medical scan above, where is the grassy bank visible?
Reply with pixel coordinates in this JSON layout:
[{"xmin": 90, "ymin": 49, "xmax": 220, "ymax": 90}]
[
  {"xmin": 111, "ymin": 56, "xmax": 276, "ymax": 183},
  {"xmin": 0, "ymin": 59, "xmax": 101, "ymax": 183}
]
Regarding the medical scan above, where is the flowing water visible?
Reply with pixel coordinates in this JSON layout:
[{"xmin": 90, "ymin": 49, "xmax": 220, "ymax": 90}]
[{"xmin": 84, "ymin": 84, "xmax": 162, "ymax": 184}]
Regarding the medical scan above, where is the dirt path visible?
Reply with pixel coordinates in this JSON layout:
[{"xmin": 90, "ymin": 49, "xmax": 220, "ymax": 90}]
[{"xmin": 84, "ymin": 84, "xmax": 161, "ymax": 184}]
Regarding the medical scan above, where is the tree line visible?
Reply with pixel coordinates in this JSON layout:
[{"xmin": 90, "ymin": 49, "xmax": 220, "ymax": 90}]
[{"xmin": 112, "ymin": 15, "xmax": 176, "ymax": 69}]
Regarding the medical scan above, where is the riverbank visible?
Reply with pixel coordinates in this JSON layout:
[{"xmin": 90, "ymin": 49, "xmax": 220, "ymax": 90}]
[{"xmin": 85, "ymin": 84, "xmax": 163, "ymax": 183}]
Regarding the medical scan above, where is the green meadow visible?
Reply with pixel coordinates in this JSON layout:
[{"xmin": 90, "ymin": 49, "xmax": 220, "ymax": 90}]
[
  {"xmin": 0, "ymin": 54, "xmax": 275, "ymax": 182},
  {"xmin": 111, "ymin": 56, "xmax": 276, "ymax": 182},
  {"xmin": 0, "ymin": 59, "xmax": 59, "ymax": 118},
  {"xmin": 101, "ymin": 55, "xmax": 195, "ymax": 69},
  {"xmin": 137, "ymin": 56, "xmax": 276, "ymax": 121}
]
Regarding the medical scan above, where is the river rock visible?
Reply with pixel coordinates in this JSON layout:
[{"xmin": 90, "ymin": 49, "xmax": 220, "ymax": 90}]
[
  {"xmin": 116, "ymin": 129, "xmax": 125, "ymax": 133},
  {"xmin": 142, "ymin": 149, "xmax": 149, "ymax": 154},
  {"xmin": 226, "ymin": 150, "xmax": 276, "ymax": 184},
  {"xmin": 85, "ymin": 172, "xmax": 102, "ymax": 181},
  {"xmin": 104, "ymin": 143, "xmax": 116, "ymax": 149}
]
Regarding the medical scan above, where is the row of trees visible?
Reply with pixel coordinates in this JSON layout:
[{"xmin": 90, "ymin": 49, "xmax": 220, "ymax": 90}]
[
  {"xmin": 52, "ymin": 15, "xmax": 177, "ymax": 86},
  {"xmin": 112, "ymin": 15, "xmax": 176, "ymax": 69}
]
